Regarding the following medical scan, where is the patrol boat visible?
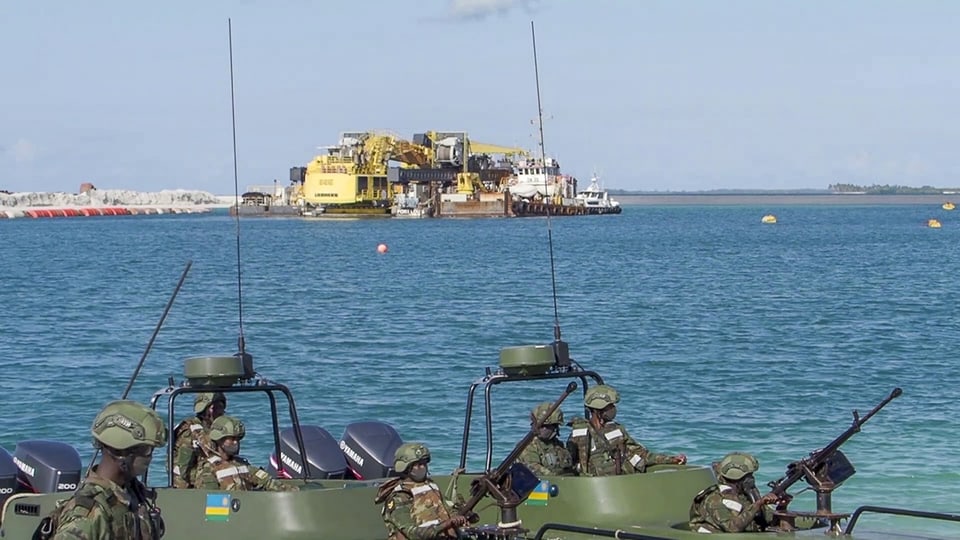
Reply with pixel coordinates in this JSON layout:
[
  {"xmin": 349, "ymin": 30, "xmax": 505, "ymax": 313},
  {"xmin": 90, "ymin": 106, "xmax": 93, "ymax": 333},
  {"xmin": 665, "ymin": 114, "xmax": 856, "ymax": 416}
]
[{"xmin": 3, "ymin": 346, "xmax": 959, "ymax": 539}]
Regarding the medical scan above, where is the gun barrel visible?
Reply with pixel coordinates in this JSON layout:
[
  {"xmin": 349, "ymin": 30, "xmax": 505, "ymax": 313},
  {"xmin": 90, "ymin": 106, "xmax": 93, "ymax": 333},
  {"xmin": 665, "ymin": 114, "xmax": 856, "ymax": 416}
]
[{"xmin": 768, "ymin": 387, "xmax": 901, "ymax": 498}]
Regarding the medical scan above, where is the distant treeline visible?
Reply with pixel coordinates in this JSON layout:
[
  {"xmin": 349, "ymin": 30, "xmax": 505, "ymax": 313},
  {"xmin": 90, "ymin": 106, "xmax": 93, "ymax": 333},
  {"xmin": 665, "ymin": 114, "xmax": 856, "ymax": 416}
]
[{"xmin": 828, "ymin": 183, "xmax": 959, "ymax": 194}]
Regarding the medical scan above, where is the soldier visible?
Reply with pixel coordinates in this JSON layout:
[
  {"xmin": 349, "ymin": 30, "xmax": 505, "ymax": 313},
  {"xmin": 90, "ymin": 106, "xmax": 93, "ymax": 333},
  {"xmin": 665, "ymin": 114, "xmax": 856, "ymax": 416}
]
[
  {"xmin": 689, "ymin": 452, "xmax": 785, "ymax": 533},
  {"xmin": 375, "ymin": 442, "xmax": 468, "ymax": 540},
  {"xmin": 193, "ymin": 415, "xmax": 298, "ymax": 492},
  {"xmin": 566, "ymin": 384, "xmax": 686, "ymax": 476},
  {"xmin": 171, "ymin": 391, "xmax": 226, "ymax": 488},
  {"xmin": 47, "ymin": 400, "xmax": 167, "ymax": 539},
  {"xmin": 519, "ymin": 401, "xmax": 574, "ymax": 476}
]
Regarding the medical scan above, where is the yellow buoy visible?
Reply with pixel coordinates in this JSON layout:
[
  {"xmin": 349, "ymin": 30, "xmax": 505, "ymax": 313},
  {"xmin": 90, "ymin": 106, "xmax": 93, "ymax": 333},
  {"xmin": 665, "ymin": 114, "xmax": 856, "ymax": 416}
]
[
  {"xmin": 761, "ymin": 214, "xmax": 777, "ymax": 224},
  {"xmin": 928, "ymin": 219, "xmax": 942, "ymax": 228},
  {"xmin": 943, "ymin": 202, "xmax": 956, "ymax": 211}
]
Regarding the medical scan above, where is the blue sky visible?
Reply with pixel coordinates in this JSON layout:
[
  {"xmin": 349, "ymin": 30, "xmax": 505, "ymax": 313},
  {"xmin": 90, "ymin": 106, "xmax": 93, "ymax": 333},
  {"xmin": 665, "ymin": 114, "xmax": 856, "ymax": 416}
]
[{"xmin": 2, "ymin": 1, "xmax": 959, "ymax": 193}]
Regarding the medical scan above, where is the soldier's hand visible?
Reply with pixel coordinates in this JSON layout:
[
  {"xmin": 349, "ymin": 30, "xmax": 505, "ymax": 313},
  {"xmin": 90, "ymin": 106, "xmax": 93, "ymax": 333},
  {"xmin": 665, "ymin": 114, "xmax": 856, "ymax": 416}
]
[
  {"xmin": 672, "ymin": 454, "xmax": 687, "ymax": 465},
  {"xmin": 758, "ymin": 492, "xmax": 780, "ymax": 506},
  {"xmin": 441, "ymin": 515, "xmax": 469, "ymax": 529}
]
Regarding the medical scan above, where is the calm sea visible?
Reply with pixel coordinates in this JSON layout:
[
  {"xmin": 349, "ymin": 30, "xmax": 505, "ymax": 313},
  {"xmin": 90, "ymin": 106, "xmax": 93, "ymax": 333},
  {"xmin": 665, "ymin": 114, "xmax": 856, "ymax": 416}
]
[{"xmin": 1, "ymin": 203, "xmax": 957, "ymax": 535}]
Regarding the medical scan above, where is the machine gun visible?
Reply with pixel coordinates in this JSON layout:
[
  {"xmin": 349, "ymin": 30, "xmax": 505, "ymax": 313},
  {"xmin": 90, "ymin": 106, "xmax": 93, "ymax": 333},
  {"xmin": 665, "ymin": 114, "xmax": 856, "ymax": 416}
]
[
  {"xmin": 767, "ymin": 387, "xmax": 902, "ymax": 531},
  {"xmin": 458, "ymin": 381, "xmax": 578, "ymax": 537}
]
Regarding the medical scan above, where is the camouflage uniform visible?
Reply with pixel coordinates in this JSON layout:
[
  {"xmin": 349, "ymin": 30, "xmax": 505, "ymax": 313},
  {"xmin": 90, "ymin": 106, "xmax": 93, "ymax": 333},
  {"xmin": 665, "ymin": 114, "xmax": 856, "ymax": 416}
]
[
  {"xmin": 52, "ymin": 467, "xmax": 161, "ymax": 539},
  {"xmin": 171, "ymin": 416, "xmax": 214, "ymax": 488},
  {"xmin": 688, "ymin": 483, "xmax": 772, "ymax": 533},
  {"xmin": 171, "ymin": 392, "xmax": 224, "ymax": 489},
  {"xmin": 519, "ymin": 436, "xmax": 574, "ymax": 476},
  {"xmin": 566, "ymin": 418, "xmax": 676, "ymax": 476},
  {"xmin": 377, "ymin": 478, "xmax": 460, "ymax": 540},
  {"xmin": 194, "ymin": 454, "xmax": 298, "ymax": 492}
]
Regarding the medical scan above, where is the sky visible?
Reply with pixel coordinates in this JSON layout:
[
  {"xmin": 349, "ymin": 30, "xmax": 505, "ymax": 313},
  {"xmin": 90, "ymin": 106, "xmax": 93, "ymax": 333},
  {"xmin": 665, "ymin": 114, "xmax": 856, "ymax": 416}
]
[{"xmin": 2, "ymin": 0, "xmax": 960, "ymax": 193}]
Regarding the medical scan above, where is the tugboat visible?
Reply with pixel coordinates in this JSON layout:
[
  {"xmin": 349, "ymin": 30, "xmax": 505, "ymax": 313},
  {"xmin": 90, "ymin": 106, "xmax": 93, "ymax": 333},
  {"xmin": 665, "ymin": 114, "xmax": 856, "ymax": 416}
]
[{"xmin": 573, "ymin": 175, "xmax": 622, "ymax": 214}]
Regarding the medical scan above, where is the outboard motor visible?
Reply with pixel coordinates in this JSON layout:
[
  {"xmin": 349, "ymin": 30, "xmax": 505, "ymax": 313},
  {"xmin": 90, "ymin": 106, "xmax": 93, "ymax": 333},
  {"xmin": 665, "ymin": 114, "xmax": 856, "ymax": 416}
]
[
  {"xmin": 339, "ymin": 421, "xmax": 403, "ymax": 480},
  {"xmin": 268, "ymin": 426, "xmax": 347, "ymax": 480},
  {"xmin": 0, "ymin": 447, "xmax": 17, "ymax": 508},
  {"xmin": 13, "ymin": 440, "xmax": 82, "ymax": 493}
]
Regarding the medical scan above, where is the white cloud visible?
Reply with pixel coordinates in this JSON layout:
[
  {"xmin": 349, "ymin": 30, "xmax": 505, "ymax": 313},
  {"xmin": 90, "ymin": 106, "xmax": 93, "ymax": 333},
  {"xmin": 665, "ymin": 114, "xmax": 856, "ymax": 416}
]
[
  {"xmin": 10, "ymin": 139, "xmax": 38, "ymax": 163},
  {"xmin": 446, "ymin": 0, "xmax": 540, "ymax": 20}
]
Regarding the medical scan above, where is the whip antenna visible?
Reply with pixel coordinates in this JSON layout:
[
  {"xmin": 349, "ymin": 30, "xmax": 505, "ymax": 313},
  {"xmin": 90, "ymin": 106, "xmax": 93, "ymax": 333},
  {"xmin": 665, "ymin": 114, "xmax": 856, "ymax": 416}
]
[
  {"xmin": 531, "ymin": 21, "xmax": 569, "ymax": 366},
  {"xmin": 228, "ymin": 18, "xmax": 246, "ymax": 355}
]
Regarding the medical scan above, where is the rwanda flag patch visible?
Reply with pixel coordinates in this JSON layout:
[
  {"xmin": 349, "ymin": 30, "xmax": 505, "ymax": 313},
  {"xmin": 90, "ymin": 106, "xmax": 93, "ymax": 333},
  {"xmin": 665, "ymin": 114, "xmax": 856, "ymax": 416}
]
[
  {"xmin": 205, "ymin": 493, "xmax": 231, "ymax": 522},
  {"xmin": 525, "ymin": 480, "xmax": 550, "ymax": 507}
]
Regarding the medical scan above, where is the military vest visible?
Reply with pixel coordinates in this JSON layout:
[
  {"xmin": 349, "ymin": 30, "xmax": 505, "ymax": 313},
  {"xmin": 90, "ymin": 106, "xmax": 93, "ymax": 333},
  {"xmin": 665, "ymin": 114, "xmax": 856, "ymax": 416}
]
[
  {"xmin": 568, "ymin": 418, "xmax": 644, "ymax": 476},
  {"xmin": 377, "ymin": 478, "xmax": 457, "ymax": 540},
  {"xmin": 37, "ymin": 473, "xmax": 162, "ymax": 540},
  {"xmin": 528, "ymin": 437, "xmax": 573, "ymax": 475},
  {"xmin": 688, "ymin": 483, "xmax": 765, "ymax": 533}
]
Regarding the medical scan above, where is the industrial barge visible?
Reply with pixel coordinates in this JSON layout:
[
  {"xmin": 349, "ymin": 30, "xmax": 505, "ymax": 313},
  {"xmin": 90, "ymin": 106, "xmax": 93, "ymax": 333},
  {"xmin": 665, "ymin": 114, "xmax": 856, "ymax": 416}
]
[{"xmin": 231, "ymin": 130, "xmax": 621, "ymax": 218}]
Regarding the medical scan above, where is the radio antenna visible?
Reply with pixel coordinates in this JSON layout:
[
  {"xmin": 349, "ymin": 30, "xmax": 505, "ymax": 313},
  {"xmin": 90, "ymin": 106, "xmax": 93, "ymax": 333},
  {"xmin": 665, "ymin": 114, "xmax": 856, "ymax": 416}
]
[
  {"xmin": 228, "ymin": 18, "xmax": 247, "ymax": 356},
  {"xmin": 531, "ymin": 21, "xmax": 570, "ymax": 366}
]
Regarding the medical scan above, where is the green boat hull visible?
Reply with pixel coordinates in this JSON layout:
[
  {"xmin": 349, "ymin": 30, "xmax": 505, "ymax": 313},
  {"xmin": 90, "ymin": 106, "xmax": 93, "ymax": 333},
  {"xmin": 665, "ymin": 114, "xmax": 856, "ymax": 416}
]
[{"xmin": 1, "ymin": 465, "xmax": 930, "ymax": 539}]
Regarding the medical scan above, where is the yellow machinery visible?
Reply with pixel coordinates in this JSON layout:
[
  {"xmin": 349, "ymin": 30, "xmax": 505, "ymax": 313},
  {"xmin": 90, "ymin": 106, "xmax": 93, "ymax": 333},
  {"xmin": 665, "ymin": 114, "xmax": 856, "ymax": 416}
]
[{"xmin": 293, "ymin": 130, "xmax": 528, "ymax": 210}]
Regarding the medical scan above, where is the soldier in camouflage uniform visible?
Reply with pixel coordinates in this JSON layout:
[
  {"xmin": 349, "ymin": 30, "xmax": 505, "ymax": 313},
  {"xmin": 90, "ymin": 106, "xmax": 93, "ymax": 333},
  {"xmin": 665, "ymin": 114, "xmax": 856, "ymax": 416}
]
[
  {"xmin": 566, "ymin": 384, "xmax": 687, "ymax": 476},
  {"xmin": 689, "ymin": 452, "xmax": 784, "ymax": 533},
  {"xmin": 46, "ymin": 400, "xmax": 168, "ymax": 539},
  {"xmin": 375, "ymin": 442, "xmax": 468, "ymax": 540},
  {"xmin": 519, "ymin": 402, "xmax": 574, "ymax": 476},
  {"xmin": 193, "ymin": 415, "xmax": 298, "ymax": 492},
  {"xmin": 171, "ymin": 391, "xmax": 226, "ymax": 488}
]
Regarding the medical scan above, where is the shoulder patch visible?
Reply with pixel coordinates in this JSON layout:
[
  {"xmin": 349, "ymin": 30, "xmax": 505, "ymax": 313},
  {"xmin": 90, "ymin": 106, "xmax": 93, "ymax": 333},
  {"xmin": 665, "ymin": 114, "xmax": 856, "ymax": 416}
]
[{"xmin": 386, "ymin": 499, "xmax": 395, "ymax": 512}]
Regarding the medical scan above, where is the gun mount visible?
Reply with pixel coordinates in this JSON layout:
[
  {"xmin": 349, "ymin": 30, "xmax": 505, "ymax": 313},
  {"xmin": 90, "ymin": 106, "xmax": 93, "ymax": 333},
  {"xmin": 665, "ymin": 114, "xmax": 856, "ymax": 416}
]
[
  {"xmin": 769, "ymin": 387, "xmax": 902, "ymax": 533},
  {"xmin": 458, "ymin": 381, "xmax": 578, "ymax": 540}
]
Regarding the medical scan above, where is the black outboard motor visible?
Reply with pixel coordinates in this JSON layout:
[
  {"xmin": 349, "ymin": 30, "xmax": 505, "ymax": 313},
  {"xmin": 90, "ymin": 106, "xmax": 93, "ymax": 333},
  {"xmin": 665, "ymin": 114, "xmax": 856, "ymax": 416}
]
[
  {"xmin": 339, "ymin": 421, "xmax": 403, "ymax": 480},
  {"xmin": 13, "ymin": 440, "xmax": 82, "ymax": 493},
  {"xmin": 268, "ymin": 426, "xmax": 347, "ymax": 480},
  {"xmin": 0, "ymin": 447, "xmax": 17, "ymax": 508}
]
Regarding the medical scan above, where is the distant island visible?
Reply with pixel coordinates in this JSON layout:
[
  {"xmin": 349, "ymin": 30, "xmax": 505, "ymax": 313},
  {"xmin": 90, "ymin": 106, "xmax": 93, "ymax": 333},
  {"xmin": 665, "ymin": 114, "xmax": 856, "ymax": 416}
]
[{"xmin": 610, "ymin": 184, "xmax": 959, "ymax": 196}]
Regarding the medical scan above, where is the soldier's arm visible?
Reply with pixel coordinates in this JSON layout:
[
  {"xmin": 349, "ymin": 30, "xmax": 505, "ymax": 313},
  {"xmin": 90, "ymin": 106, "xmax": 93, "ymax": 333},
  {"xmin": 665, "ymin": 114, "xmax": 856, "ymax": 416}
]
[
  {"xmin": 52, "ymin": 507, "xmax": 107, "ymax": 540},
  {"xmin": 172, "ymin": 431, "xmax": 197, "ymax": 488},
  {"xmin": 620, "ymin": 427, "xmax": 674, "ymax": 467},
  {"xmin": 384, "ymin": 493, "xmax": 449, "ymax": 540},
  {"xmin": 250, "ymin": 467, "xmax": 299, "ymax": 492}
]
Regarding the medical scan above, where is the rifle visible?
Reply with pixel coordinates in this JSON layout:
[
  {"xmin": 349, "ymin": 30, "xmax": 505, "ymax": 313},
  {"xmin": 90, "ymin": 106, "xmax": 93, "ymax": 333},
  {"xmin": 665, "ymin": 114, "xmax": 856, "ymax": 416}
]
[
  {"xmin": 767, "ymin": 387, "xmax": 902, "ymax": 515},
  {"xmin": 458, "ymin": 381, "xmax": 578, "ymax": 527}
]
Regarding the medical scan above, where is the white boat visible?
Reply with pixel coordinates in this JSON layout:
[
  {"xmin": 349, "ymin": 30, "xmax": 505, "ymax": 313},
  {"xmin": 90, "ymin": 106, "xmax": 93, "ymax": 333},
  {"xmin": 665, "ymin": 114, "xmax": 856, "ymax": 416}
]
[
  {"xmin": 574, "ymin": 175, "xmax": 621, "ymax": 210},
  {"xmin": 505, "ymin": 157, "xmax": 576, "ymax": 200}
]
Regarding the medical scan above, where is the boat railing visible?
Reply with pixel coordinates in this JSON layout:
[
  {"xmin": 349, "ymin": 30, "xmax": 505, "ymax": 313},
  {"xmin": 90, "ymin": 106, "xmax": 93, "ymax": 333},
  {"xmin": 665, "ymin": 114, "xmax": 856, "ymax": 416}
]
[
  {"xmin": 843, "ymin": 505, "xmax": 960, "ymax": 535},
  {"xmin": 532, "ymin": 523, "xmax": 673, "ymax": 540}
]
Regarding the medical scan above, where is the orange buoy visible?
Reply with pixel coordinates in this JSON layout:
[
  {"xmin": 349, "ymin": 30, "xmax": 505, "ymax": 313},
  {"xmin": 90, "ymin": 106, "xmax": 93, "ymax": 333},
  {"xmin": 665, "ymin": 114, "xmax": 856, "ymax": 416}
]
[{"xmin": 377, "ymin": 243, "xmax": 388, "ymax": 254}]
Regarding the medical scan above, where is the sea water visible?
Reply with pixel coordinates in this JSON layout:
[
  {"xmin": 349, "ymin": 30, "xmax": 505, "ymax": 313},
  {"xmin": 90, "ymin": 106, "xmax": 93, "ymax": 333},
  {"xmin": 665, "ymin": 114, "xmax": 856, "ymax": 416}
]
[{"xmin": 0, "ymin": 204, "xmax": 957, "ymax": 536}]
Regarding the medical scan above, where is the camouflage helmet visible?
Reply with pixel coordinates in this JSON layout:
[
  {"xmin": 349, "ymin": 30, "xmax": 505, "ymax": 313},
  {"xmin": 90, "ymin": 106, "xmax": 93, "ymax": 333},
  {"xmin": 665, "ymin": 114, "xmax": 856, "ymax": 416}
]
[
  {"xmin": 194, "ymin": 392, "xmax": 227, "ymax": 414},
  {"xmin": 531, "ymin": 402, "xmax": 564, "ymax": 425},
  {"xmin": 209, "ymin": 415, "xmax": 245, "ymax": 442},
  {"xmin": 584, "ymin": 384, "xmax": 620, "ymax": 410},
  {"xmin": 718, "ymin": 452, "xmax": 759, "ymax": 481},
  {"xmin": 91, "ymin": 400, "xmax": 167, "ymax": 451},
  {"xmin": 393, "ymin": 442, "xmax": 430, "ymax": 473}
]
